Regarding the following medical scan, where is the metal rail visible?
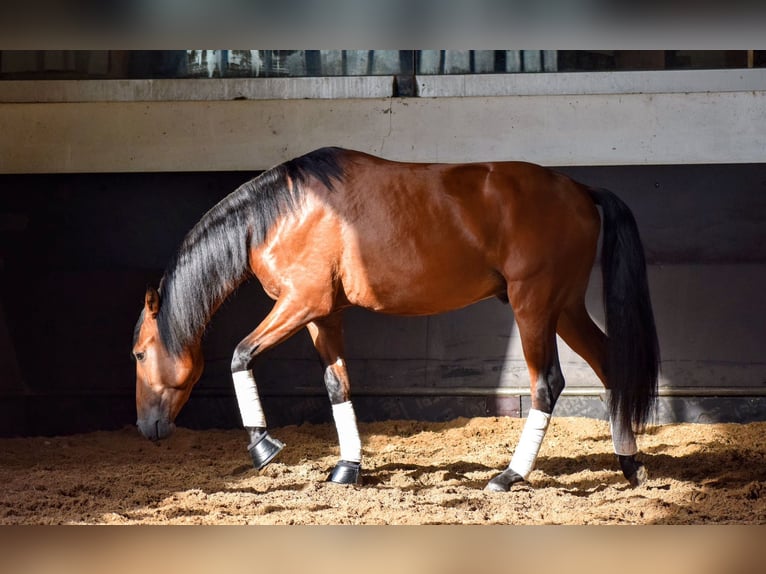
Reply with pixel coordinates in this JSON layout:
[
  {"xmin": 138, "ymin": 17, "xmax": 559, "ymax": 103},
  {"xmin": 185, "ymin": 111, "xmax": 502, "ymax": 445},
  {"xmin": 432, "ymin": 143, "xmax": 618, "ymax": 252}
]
[
  {"xmin": 5, "ymin": 385, "xmax": 765, "ymax": 398},
  {"xmin": 269, "ymin": 386, "xmax": 766, "ymax": 398}
]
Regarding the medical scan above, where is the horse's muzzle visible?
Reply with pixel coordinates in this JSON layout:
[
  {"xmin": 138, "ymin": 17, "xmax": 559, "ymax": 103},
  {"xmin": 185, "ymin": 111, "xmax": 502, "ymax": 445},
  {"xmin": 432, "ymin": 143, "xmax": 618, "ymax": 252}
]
[{"xmin": 136, "ymin": 418, "xmax": 176, "ymax": 441}]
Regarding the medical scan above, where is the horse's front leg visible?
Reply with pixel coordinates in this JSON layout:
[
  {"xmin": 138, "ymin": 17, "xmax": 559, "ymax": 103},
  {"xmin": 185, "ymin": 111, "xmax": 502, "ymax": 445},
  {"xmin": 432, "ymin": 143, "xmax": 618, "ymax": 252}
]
[
  {"xmin": 232, "ymin": 369, "xmax": 285, "ymax": 469},
  {"xmin": 306, "ymin": 314, "xmax": 362, "ymax": 485},
  {"xmin": 230, "ymin": 295, "xmax": 324, "ymax": 470}
]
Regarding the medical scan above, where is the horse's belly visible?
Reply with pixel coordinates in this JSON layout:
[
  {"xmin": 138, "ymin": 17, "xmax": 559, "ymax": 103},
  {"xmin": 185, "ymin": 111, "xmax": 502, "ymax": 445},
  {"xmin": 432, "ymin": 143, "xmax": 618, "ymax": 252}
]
[{"xmin": 340, "ymin": 250, "xmax": 501, "ymax": 315}]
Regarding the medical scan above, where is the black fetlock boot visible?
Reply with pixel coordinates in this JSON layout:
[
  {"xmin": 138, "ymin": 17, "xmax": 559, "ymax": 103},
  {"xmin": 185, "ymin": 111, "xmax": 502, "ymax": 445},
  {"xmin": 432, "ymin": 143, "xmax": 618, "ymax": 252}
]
[
  {"xmin": 327, "ymin": 460, "xmax": 362, "ymax": 485},
  {"xmin": 247, "ymin": 429, "xmax": 285, "ymax": 470}
]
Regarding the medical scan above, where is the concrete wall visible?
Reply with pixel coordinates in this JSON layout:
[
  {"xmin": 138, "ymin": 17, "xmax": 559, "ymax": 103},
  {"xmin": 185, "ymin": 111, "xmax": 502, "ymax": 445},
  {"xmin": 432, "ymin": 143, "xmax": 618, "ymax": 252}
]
[
  {"xmin": 2, "ymin": 70, "xmax": 766, "ymax": 173},
  {"xmin": 1, "ymin": 72, "xmax": 764, "ymax": 435},
  {"xmin": 1, "ymin": 89, "xmax": 766, "ymax": 174}
]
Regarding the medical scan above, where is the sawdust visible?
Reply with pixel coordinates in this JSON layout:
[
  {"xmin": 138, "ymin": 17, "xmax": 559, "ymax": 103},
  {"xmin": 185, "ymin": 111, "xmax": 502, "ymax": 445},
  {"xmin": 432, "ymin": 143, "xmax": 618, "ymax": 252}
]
[{"xmin": 1, "ymin": 417, "xmax": 764, "ymax": 524}]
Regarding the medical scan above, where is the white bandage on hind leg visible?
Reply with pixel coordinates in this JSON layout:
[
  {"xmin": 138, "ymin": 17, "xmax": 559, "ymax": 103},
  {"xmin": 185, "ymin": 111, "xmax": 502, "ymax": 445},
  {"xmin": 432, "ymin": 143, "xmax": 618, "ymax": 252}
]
[
  {"xmin": 508, "ymin": 409, "xmax": 551, "ymax": 480},
  {"xmin": 332, "ymin": 401, "xmax": 362, "ymax": 463},
  {"xmin": 605, "ymin": 390, "xmax": 638, "ymax": 456},
  {"xmin": 232, "ymin": 370, "xmax": 267, "ymax": 428}
]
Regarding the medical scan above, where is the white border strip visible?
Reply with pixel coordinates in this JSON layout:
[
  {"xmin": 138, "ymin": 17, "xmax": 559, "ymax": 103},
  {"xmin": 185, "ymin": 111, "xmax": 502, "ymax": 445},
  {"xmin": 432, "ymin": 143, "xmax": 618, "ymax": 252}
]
[
  {"xmin": 0, "ymin": 76, "xmax": 394, "ymax": 103},
  {"xmin": 243, "ymin": 386, "xmax": 766, "ymax": 398},
  {"xmin": 1, "ymin": 69, "xmax": 765, "ymax": 103},
  {"xmin": 417, "ymin": 69, "xmax": 766, "ymax": 98}
]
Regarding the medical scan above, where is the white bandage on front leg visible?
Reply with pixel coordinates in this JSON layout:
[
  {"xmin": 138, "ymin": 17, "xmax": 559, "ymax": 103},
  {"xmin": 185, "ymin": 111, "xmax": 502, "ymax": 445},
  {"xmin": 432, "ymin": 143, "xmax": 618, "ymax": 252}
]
[
  {"xmin": 605, "ymin": 390, "xmax": 638, "ymax": 456},
  {"xmin": 508, "ymin": 409, "xmax": 551, "ymax": 480},
  {"xmin": 232, "ymin": 370, "xmax": 267, "ymax": 429},
  {"xmin": 332, "ymin": 401, "xmax": 362, "ymax": 463}
]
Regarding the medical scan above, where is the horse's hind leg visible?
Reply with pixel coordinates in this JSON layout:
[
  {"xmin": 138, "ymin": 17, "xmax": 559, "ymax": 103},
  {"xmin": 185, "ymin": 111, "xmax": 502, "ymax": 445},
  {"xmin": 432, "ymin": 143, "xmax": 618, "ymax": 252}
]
[
  {"xmin": 306, "ymin": 314, "xmax": 362, "ymax": 485},
  {"xmin": 486, "ymin": 286, "xmax": 565, "ymax": 492},
  {"xmin": 557, "ymin": 301, "xmax": 647, "ymax": 487}
]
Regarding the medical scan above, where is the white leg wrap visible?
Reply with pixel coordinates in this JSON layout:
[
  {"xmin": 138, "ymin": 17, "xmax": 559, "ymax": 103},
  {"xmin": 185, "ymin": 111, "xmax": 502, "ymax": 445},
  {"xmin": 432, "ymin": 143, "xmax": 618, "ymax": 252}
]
[
  {"xmin": 508, "ymin": 409, "xmax": 550, "ymax": 480},
  {"xmin": 605, "ymin": 390, "xmax": 638, "ymax": 456},
  {"xmin": 332, "ymin": 401, "xmax": 362, "ymax": 463},
  {"xmin": 232, "ymin": 370, "xmax": 267, "ymax": 428}
]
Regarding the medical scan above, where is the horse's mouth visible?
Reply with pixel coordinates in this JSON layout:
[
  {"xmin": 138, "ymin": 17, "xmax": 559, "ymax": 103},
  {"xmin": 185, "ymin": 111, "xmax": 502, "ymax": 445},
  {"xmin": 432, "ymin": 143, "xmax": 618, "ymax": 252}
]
[{"xmin": 136, "ymin": 418, "xmax": 176, "ymax": 441}]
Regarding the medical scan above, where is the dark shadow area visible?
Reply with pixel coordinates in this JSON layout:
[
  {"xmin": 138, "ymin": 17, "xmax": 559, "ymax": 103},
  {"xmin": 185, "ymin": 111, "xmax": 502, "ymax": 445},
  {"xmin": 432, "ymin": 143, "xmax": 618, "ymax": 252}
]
[
  {"xmin": 1, "ymin": 162, "xmax": 765, "ymax": 442},
  {"xmin": 560, "ymin": 163, "xmax": 766, "ymax": 428},
  {"xmin": 0, "ymin": 166, "xmax": 514, "ymax": 437}
]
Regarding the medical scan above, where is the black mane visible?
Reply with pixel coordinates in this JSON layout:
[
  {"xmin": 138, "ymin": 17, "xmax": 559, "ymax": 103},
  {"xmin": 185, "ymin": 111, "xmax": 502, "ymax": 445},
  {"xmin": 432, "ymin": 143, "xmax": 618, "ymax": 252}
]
[{"xmin": 142, "ymin": 147, "xmax": 346, "ymax": 355}]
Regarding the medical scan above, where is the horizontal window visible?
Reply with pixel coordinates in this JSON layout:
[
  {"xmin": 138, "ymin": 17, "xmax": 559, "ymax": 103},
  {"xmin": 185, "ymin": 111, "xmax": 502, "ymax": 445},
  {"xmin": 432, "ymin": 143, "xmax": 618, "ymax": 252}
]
[{"xmin": 1, "ymin": 50, "xmax": 765, "ymax": 80}]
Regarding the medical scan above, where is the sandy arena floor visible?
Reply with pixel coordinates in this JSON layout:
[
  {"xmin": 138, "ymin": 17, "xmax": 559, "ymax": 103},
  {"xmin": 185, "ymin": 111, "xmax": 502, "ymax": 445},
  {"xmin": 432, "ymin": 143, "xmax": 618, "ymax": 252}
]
[{"xmin": 1, "ymin": 416, "xmax": 764, "ymax": 525}]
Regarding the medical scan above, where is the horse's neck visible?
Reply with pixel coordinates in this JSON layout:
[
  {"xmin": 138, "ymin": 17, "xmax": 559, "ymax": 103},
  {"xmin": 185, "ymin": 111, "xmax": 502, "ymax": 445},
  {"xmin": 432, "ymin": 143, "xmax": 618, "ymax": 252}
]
[{"xmin": 160, "ymin": 256, "xmax": 249, "ymax": 354}]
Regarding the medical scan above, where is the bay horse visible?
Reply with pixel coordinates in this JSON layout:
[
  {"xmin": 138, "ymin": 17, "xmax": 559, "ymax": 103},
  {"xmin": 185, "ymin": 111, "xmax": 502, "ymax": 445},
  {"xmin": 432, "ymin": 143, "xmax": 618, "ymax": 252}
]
[{"xmin": 132, "ymin": 147, "xmax": 659, "ymax": 491}]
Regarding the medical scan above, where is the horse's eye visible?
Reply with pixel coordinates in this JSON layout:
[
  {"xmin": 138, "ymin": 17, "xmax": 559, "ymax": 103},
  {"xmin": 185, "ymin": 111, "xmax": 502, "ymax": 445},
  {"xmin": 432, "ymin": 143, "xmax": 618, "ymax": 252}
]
[{"xmin": 134, "ymin": 352, "xmax": 146, "ymax": 362}]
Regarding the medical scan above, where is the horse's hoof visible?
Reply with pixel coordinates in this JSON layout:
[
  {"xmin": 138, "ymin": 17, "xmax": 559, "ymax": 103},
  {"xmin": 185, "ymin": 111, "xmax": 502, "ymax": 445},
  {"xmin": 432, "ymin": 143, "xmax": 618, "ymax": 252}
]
[
  {"xmin": 327, "ymin": 460, "xmax": 362, "ymax": 485},
  {"xmin": 247, "ymin": 431, "xmax": 285, "ymax": 470},
  {"xmin": 618, "ymin": 454, "xmax": 648, "ymax": 487},
  {"xmin": 629, "ymin": 463, "xmax": 649, "ymax": 487},
  {"xmin": 485, "ymin": 469, "xmax": 525, "ymax": 492}
]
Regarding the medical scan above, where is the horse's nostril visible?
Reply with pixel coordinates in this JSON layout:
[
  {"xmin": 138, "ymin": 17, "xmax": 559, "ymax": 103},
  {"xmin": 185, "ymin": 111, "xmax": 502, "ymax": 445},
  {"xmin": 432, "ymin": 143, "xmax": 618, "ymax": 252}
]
[
  {"xmin": 139, "ymin": 418, "xmax": 176, "ymax": 441},
  {"xmin": 136, "ymin": 419, "xmax": 161, "ymax": 441}
]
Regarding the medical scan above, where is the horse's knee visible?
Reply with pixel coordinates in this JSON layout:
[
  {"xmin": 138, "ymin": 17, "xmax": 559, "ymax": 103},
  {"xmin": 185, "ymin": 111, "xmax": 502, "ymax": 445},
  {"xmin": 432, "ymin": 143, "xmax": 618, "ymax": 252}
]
[
  {"xmin": 231, "ymin": 342, "xmax": 259, "ymax": 372},
  {"xmin": 231, "ymin": 353, "xmax": 249, "ymax": 373}
]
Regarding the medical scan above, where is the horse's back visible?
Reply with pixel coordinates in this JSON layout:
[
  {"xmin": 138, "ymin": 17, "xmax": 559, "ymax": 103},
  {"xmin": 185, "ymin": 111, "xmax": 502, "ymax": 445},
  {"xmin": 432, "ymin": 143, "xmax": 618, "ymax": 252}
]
[
  {"xmin": 251, "ymin": 149, "xmax": 600, "ymax": 315},
  {"xmin": 322, "ymin": 158, "xmax": 499, "ymax": 312},
  {"xmin": 337, "ymin": 151, "xmax": 599, "ymax": 262},
  {"xmin": 327, "ymin": 151, "xmax": 600, "ymax": 313}
]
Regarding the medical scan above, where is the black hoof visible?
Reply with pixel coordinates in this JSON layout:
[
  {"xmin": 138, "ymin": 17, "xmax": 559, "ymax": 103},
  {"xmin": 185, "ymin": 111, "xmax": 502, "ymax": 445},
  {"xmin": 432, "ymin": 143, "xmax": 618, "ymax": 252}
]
[
  {"xmin": 248, "ymin": 431, "xmax": 285, "ymax": 470},
  {"xmin": 327, "ymin": 460, "xmax": 362, "ymax": 485},
  {"xmin": 485, "ymin": 469, "xmax": 525, "ymax": 492},
  {"xmin": 618, "ymin": 454, "xmax": 648, "ymax": 487}
]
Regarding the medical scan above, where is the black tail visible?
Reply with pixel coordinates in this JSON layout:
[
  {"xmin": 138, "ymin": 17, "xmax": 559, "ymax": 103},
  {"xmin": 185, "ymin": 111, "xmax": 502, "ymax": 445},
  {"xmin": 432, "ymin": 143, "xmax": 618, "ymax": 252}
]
[{"xmin": 590, "ymin": 188, "xmax": 660, "ymax": 432}]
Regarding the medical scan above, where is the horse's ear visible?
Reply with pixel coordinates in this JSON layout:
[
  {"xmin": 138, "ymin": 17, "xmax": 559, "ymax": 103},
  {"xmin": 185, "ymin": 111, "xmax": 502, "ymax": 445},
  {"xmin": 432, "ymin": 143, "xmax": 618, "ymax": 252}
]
[{"xmin": 145, "ymin": 286, "xmax": 161, "ymax": 317}]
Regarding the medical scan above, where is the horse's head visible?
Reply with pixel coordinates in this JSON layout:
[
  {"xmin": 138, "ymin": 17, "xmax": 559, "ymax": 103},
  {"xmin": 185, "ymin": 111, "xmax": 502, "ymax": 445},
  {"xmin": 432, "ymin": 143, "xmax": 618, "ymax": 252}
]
[{"xmin": 132, "ymin": 286, "xmax": 203, "ymax": 441}]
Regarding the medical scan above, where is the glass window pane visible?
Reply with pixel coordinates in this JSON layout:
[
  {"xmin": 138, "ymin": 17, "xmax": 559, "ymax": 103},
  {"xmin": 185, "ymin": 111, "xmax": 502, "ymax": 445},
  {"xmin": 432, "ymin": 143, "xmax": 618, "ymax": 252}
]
[{"xmin": 1, "ymin": 50, "xmax": 763, "ymax": 80}]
